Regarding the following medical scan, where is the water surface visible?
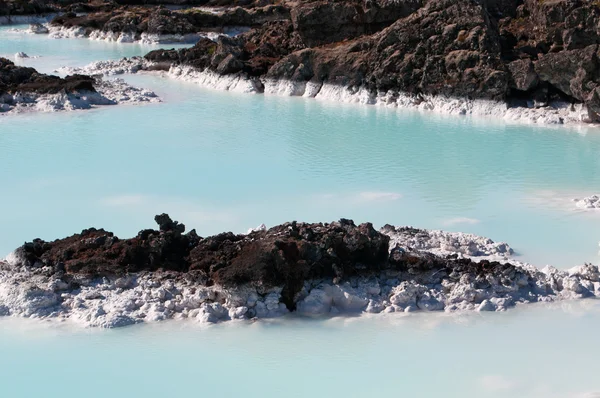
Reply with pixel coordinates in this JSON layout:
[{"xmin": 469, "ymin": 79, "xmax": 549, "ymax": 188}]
[
  {"xmin": 0, "ymin": 24, "xmax": 188, "ymax": 73},
  {"xmin": 1, "ymin": 21, "xmax": 600, "ymax": 398},
  {"xmin": 1, "ymin": 301, "xmax": 599, "ymax": 398},
  {"xmin": 1, "ymin": 28, "xmax": 600, "ymax": 269}
]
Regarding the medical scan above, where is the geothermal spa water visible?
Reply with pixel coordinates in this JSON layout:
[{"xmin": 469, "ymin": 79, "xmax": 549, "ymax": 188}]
[
  {"xmin": 1, "ymin": 24, "xmax": 600, "ymax": 398},
  {"xmin": 1, "ymin": 301, "xmax": 600, "ymax": 398}
]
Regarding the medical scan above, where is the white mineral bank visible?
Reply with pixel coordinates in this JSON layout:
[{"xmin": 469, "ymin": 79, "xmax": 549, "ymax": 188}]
[
  {"xmin": 1, "ymin": 226, "xmax": 599, "ymax": 328},
  {"xmin": 46, "ymin": 25, "xmax": 244, "ymax": 44},
  {"xmin": 0, "ymin": 78, "xmax": 160, "ymax": 114},
  {"xmin": 63, "ymin": 57, "xmax": 593, "ymax": 126}
]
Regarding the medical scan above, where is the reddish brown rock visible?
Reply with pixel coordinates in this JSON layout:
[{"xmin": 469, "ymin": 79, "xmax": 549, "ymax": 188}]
[{"xmin": 0, "ymin": 57, "xmax": 96, "ymax": 97}]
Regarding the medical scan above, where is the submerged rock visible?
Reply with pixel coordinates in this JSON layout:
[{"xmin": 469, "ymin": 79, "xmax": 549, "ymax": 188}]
[{"xmin": 1, "ymin": 214, "xmax": 598, "ymax": 327}]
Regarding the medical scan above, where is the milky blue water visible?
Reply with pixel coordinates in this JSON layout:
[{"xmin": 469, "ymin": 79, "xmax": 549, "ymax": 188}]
[
  {"xmin": 0, "ymin": 301, "xmax": 599, "ymax": 398},
  {"xmin": 2, "ymin": 24, "xmax": 600, "ymax": 397},
  {"xmin": 0, "ymin": 24, "xmax": 189, "ymax": 73},
  {"xmin": 2, "ymin": 67, "xmax": 600, "ymax": 267},
  {"xmin": 2, "ymin": 26, "xmax": 600, "ymax": 268}
]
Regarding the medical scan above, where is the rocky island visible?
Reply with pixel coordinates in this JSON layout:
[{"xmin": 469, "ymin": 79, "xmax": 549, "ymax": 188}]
[
  {"xmin": 0, "ymin": 57, "xmax": 159, "ymax": 113},
  {"xmin": 1, "ymin": 214, "xmax": 597, "ymax": 327}
]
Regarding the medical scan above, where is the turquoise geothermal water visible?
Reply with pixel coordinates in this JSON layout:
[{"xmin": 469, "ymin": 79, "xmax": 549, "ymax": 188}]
[
  {"xmin": 0, "ymin": 24, "xmax": 189, "ymax": 73},
  {"xmin": 1, "ymin": 69, "xmax": 600, "ymax": 267},
  {"xmin": 2, "ymin": 26, "xmax": 600, "ymax": 269},
  {"xmin": 0, "ymin": 301, "xmax": 599, "ymax": 398}
]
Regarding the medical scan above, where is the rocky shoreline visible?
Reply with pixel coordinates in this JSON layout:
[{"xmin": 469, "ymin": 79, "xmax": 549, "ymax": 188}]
[
  {"xmin": 0, "ymin": 57, "xmax": 159, "ymax": 113},
  {"xmin": 39, "ymin": 0, "xmax": 600, "ymax": 125},
  {"xmin": 45, "ymin": 24, "xmax": 247, "ymax": 44},
  {"xmin": 1, "ymin": 214, "xmax": 598, "ymax": 328},
  {"xmin": 59, "ymin": 56, "xmax": 591, "ymax": 125},
  {"xmin": 5, "ymin": 0, "xmax": 600, "ymax": 124}
]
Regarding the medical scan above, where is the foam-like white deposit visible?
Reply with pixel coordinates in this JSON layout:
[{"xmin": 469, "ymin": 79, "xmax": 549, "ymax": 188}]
[
  {"xmin": 573, "ymin": 195, "xmax": 600, "ymax": 209},
  {"xmin": 0, "ymin": 78, "xmax": 160, "ymax": 114},
  {"xmin": 56, "ymin": 58, "xmax": 155, "ymax": 77},
  {"xmin": 0, "ymin": 269, "xmax": 288, "ymax": 327},
  {"xmin": 0, "ymin": 225, "xmax": 598, "ymax": 327},
  {"xmin": 47, "ymin": 26, "xmax": 86, "ymax": 39},
  {"xmin": 168, "ymin": 65, "xmax": 263, "ymax": 93},
  {"xmin": 167, "ymin": 73, "xmax": 592, "ymax": 125},
  {"xmin": 28, "ymin": 22, "xmax": 48, "ymax": 34},
  {"xmin": 58, "ymin": 61, "xmax": 262, "ymax": 93},
  {"xmin": 382, "ymin": 225, "xmax": 513, "ymax": 260},
  {"xmin": 263, "ymin": 80, "xmax": 590, "ymax": 126}
]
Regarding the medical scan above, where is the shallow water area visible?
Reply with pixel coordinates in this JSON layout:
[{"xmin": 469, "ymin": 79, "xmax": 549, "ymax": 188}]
[
  {"xmin": 0, "ymin": 24, "xmax": 189, "ymax": 73},
  {"xmin": 1, "ymin": 300, "xmax": 600, "ymax": 397}
]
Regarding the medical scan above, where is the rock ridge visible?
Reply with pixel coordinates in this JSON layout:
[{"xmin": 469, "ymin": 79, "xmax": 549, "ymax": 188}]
[{"xmin": 1, "ymin": 214, "xmax": 598, "ymax": 327}]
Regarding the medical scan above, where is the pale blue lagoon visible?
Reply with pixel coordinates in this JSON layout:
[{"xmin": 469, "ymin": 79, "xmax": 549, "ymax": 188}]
[
  {"xmin": 1, "ymin": 301, "xmax": 600, "ymax": 398},
  {"xmin": 1, "ymin": 24, "xmax": 600, "ymax": 398},
  {"xmin": 2, "ymin": 72, "xmax": 600, "ymax": 267},
  {"xmin": 0, "ymin": 24, "xmax": 189, "ymax": 73}
]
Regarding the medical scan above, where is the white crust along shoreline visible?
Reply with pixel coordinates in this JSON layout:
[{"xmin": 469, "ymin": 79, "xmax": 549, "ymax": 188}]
[
  {"xmin": 59, "ymin": 57, "xmax": 594, "ymax": 127},
  {"xmin": 47, "ymin": 25, "xmax": 223, "ymax": 45},
  {"xmin": 7, "ymin": 23, "xmax": 249, "ymax": 45},
  {"xmin": 0, "ymin": 78, "xmax": 160, "ymax": 114},
  {"xmin": 5, "ymin": 24, "xmax": 595, "ymax": 126},
  {"xmin": 1, "ymin": 225, "xmax": 598, "ymax": 328}
]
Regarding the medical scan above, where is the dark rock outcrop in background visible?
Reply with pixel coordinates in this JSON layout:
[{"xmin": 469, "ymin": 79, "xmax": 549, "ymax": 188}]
[
  {"xmin": 0, "ymin": 57, "xmax": 96, "ymax": 96},
  {"xmin": 142, "ymin": 0, "xmax": 600, "ymax": 122},
  {"xmin": 50, "ymin": 3, "xmax": 289, "ymax": 36},
  {"xmin": 0, "ymin": 0, "xmax": 56, "ymax": 17}
]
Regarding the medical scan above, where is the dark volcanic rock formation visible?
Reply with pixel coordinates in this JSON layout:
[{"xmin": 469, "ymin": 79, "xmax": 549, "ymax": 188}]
[
  {"xmin": 14, "ymin": 0, "xmax": 600, "ymax": 121},
  {"xmin": 0, "ymin": 0, "xmax": 56, "ymax": 17},
  {"xmin": 0, "ymin": 57, "xmax": 95, "ymax": 96},
  {"xmin": 266, "ymin": 0, "xmax": 509, "ymax": 99},
  {"xmin": 2, "ymin": 214, "xmax": 599, "ymax": 327},
  {"xmin": 50, "ymin": 3, "xmax": 289, "ymax": 37},
  {"xmin": 139, "ymin": 0, "xmax": 600, "ymax": 122},
  {"xmin": 288, "ymin": 0, "xmax": 422, "ymax": 47},
  {"xmin": 13, "ymin": 215, "xmax": 392, "ymax": 307}
]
